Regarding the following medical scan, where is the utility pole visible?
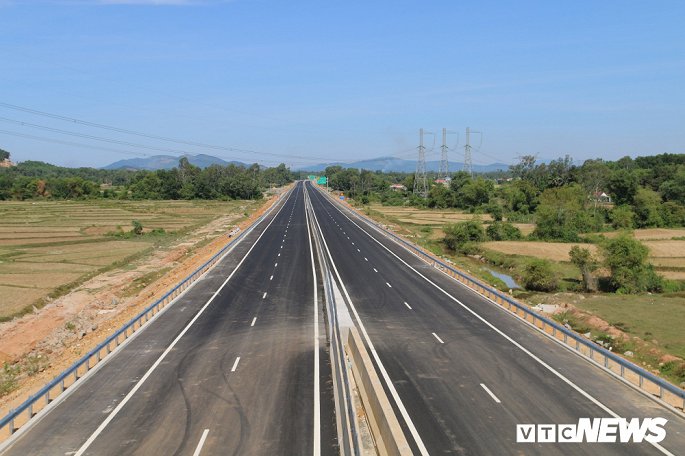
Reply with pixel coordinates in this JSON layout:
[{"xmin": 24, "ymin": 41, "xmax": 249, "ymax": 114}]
[
  {"xmin": 464, "ymin": 126, "xmax": 473, "ymax": 177},
  {"xmin": 414, "ymin": 128, "xmax": 428, "ymax": 197}
]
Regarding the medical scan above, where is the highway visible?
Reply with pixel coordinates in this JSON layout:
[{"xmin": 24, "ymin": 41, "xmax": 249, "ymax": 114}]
[
  {"xmin": 3, "ymin": 179, "xmax": 684, "ymax": 456},
  {"xmin": 2, "ymin": 182, "xmax": 337, "ymax": 456},
  {"xmin": 305, "ymin": 181, "xmax": 685, "ymax": 456}
]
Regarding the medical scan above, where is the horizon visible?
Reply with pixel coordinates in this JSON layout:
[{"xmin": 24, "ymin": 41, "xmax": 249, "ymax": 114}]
[{"xmin": 0, "ymin": 1, "xmax": 683, "ymax": 168}]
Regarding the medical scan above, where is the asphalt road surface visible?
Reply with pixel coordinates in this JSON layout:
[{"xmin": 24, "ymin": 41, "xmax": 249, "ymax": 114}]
[
  {"xmin": 305, "ymin": 181, "xmax": 685, "ymax": 456},
  {"xmin": 3, "ymin": 182, "xmax": 337, "ymax": 456},
  {"xmin": 4, "ymin": 179, "xmax": 684, "ymax": 456}
]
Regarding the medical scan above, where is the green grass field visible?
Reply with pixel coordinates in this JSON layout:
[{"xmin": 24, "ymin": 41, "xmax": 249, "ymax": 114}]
[{"xmin": 0, "ymin": 199, "xmax": 258, "ymax": 320}]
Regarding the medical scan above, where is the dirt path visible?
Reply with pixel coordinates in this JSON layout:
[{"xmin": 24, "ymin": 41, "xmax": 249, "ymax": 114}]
[{"xmin": 0, "ymin": 190, "xmax": 287, "ymax": 416}]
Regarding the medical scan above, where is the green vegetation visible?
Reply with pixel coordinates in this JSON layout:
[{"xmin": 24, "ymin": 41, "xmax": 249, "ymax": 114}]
[
  {"xmin": 602, "ymin": 234, "xmax": 663, "ymax": 293},
  {"xmin": 0, "ymin": 159, "xmax": 293, "ymax": 201},
  {"xmin": 569, "ymin": 246, "xmax": 598, "ymax": 292},
  {"xmin": 443, "ymin": 220, "xmax": 485, "ymax": 253},
  {"xmin": 521, "ymin": 259, "xmax": 558, "ymax": 292}
]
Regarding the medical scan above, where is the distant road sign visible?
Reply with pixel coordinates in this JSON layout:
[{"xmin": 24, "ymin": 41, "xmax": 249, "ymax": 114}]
[{"xmin": 317, "ymin": 177, "xmax": 327, "ymax": 185}]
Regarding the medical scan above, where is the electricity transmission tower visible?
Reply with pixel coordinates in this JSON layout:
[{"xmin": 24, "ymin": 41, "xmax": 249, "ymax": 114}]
[
  {"xmin": 464, "ymin": 127, "xmax": 472, "ymax": 177},
  {"xmin": 439, "ymin": 128, "xmax": 458, "ymax": 180},
  {"xmin": 414, "ymin": 128, "xmax": 431, "ymax": 197}
]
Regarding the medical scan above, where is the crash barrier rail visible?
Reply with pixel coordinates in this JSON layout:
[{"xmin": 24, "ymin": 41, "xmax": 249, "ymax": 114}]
[
  {"xmin": 346, "ymin": 327, "xmax": 412, "ymax": 456},
  {"xmin": 318, "ymin": 186, "xmax": 685, "ymax": 413},
  {"xmin": 0, "ymin": 190, "xmax": 289, "ymax": 441},
  {"xmin": 304, "ymin": 187, "xmax": 359, "ymax": 456}
]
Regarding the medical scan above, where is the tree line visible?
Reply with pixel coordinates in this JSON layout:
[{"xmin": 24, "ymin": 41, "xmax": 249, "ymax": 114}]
[
  {"xmin": 0, "ymin": 155, "xmax": 294, "ymax": 201},
  {"xmin": 323, "ymin": 153, "xmax": 685, "ymax": 240}
]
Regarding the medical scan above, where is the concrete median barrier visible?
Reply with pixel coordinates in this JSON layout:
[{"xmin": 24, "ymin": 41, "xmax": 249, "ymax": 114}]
[{"xmin": 345, "ymin": 326, "xmax": 412, "ymax": 456}]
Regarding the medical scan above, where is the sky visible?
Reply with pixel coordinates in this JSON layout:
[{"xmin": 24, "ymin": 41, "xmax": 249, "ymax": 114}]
[{"xmin": 0, "ymin": 0, "xmax": 683, "ymax": 169}]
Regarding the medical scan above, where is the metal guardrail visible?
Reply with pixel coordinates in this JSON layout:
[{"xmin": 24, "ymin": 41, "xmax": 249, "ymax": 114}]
[
  {"xmin": 0, "ymin": 190, "xmax": 288, "ymax": 440},
  {"xmin": 320, "ymin": 187, "xmax": 685, "ymax": 413}
]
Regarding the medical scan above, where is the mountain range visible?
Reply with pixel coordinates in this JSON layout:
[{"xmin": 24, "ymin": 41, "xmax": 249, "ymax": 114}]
[
  {"xmin": 103, "ymin": 154, "xmax": 509, "ymax": 174},
  {"xmin": 102, "ymin": 154, "xmax": 246, "ymax": 170},
  {"xmin": 294, "ymin": 156, "xmax": 509, "ymax": 173}
]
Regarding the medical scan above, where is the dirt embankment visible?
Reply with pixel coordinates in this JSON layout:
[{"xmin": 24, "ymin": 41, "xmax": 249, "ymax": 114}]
[{"xmin": 0, "ymin": 189, "xmax": 287, "ymax": 416}]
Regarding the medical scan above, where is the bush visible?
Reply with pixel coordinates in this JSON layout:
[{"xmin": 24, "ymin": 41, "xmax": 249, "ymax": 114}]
[
  {"xmin": 610, "ymin": 205, "xmax": 635, "ymax": 229},
  {"xmin": 486, "ymin": 221, "xmax": 522, "ymax": 241},
  {"xmin": 131, "ymin": 220, "xmax": 144, "ymax": 235},
  {"xmin": 522, "ymin": 259, "xmax": 558, "ymax": 292},
  {"xmin": 443, "ymin": 220, "xmax": 485, "ymax": 253},
  {"xmin": 602, "ymin": 234, "xmax": 663, "ymax": 293}
]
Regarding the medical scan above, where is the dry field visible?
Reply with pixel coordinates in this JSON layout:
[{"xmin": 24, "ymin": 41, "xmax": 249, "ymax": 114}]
[
  {"xmin": 370, "ymin": 205, "xmax": 493, "ymax": 225},
  {"xmin": 0, "ymin": 199, "xmax": 256, "ymax": 320},
  {"xmin": 481, "ymin": 239, "xmax": 685, "ymax": 274}
]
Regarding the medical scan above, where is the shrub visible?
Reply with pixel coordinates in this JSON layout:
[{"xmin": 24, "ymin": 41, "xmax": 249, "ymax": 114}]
[
  {"xmin": 602, "ymin": 234, "xmax": 663, "ymax": 293},
  {"xmin": 610, "ymin": 205, "xmax": 635, "ymax": 230},
  {"xmin": 486, "ymin": 221, "xmax": 522, "ymax": 241},
  {"xmin": 522, "ymin": 259, "xmax": 558, "ymax": 292},
  {"xmin": 443, "ymin": 221, "xmax": 485, "ymax": 253},
  {"xmin": 131, "ymin": 220, "xmax": 144, "ymax": 235}
]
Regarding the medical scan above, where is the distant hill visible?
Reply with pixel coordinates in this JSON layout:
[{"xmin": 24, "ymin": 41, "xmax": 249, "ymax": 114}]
[
  {"xmin": 103, "ymin": 154, "xmax": 247, "ymax": 170},
  {"xmin": 296, "ymin": 156, "xmax": 509, "ymax": 173}
]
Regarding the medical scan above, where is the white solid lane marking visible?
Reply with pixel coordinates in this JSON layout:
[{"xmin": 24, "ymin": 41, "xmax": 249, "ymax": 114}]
[
  {"xmin": 386, "ymin": 282, "xmax": 392, "ymax": 288},
  {"xmin": 263, "ymin": 292, "xmax": 267, "ymax": 299},
  {"xmin": 404, "ymin": 302, "xmax": 412, "ymax": 310},
  {"xmin": 303, "ymin": 187, "xmax": 321, "ymax": 456},
  {"xmin": 373, "ymin": 268, "xmax": 378, "ymax": 272},
  {"xmin": 307, "ymin": 196, "xmax": 429, "ymax": 456},
  {"xmin": 74, "ymin": 186, "xmax": 295, "ymax": 456},
  {"xmin": 251, "ymin": 317, "xmax": 257, "ymax": 327},
  {"xmin": 192, "ymin": 429, "xmax": 210, "ymax": 456},
  {"xmin": 480, "ymin": 383, "xmax": 501, "ymax": 403},
  {"xmin": 432, "ymin": 332, "xmax": 445, "ymax": 344},
  {"xmin": 231, "ymin": 356, "xmax": 241, "ymax": 372}
]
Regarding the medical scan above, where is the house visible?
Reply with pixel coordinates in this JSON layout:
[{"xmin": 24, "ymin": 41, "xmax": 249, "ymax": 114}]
[
  {"xmin": 434, "ymin": 178, "xmax": 450, "ymax": 187},
  {"xmin": 591, "ymin": 191, "xmax": 612, "ymax": 203},
  {"xmin": 389, "ymin": 183, "xmax": 407, "ymax": 192}
]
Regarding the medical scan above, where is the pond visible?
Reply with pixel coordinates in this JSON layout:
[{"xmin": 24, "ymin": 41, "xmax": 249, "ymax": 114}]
[{"xmin": 486, "ymin": 268, "xmax": 521, "ymax": 289}]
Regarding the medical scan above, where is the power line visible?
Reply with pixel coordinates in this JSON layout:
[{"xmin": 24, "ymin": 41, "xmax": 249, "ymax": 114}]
[
  {"xmin": 0, "ymin": 102, "xmax": 334, "ymax": 163},
  {"xmin": 0, "ymin": 129, "xmax": 304, "ymax": 167}
]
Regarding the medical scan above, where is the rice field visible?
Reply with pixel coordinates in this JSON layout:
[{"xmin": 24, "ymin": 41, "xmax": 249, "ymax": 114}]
[{"xmin": 0, "ymin": 199, "xmax": 256, "ymax": 319}]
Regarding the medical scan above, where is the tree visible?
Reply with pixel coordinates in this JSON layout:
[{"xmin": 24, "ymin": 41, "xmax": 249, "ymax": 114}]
[
  {"xmin": 569, "ymin": 246, "xmax": 598, "ymax": 291},
  {"xmin": 443, "ymin": 220, "xmax": 485, "ymax": 253},
  {"xmin": 503, "ymin": 179, "xmax": 538, "ymax": 214},
  {"xmin": 522, "ymin": 259, "xmax": 558, "ymax": 292},
  {"xmin": 607, "ymin": 169, "xmax": 638, "ymax": 206},
  {"xmin": 427, "ymin": 184, "xmax": 455, "ymax": 208},
  {"xmin": 659, "ymin": 165, "xmax": 685, "ymax": 205},
  {"xmin": 602, "ymin": 234, "xmax": 662, "ymax": 293},
  {"xmin": 0, "ymin": 149, "xmax": 9, "ymax": 161},
  {"xmin": 610, "ymin": 205, "xmax": 635, "ymax": 230},
  {"xmin": 486, "ymin": 221, "xmax": 522, "ymax": 241},
  {"xmin": 533, "ymin": 185, "xmax": 592, "ymax": 241},
  {"xmin": 456, "ymin": 177, "xmax": 494, "ymax": 209},
  {"xmin": 633, "ymin": 187, "xmax": 663, "ymax": 228}
]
